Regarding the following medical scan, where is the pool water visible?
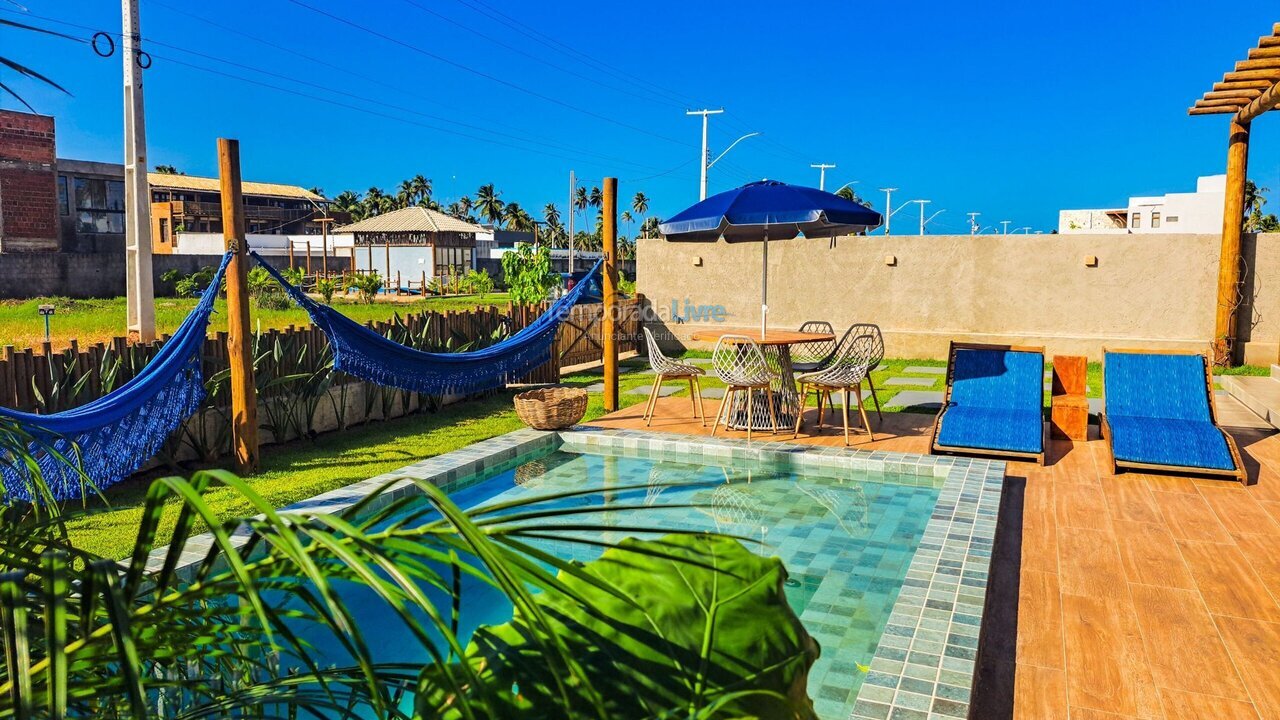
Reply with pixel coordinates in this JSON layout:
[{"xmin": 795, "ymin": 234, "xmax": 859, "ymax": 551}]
[{"xmin": 288, "ymin": 446, "xmax": 942, "ymax": 718}]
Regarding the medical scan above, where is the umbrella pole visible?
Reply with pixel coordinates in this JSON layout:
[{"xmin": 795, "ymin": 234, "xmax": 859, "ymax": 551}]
[{"xmin": 761, "ymin": 230, "xmax": 768, "ymax": 338}]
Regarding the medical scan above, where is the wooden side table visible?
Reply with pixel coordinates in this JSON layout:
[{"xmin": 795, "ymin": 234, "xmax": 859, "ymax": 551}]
[{"xmin": 1050, "ymin": 355, "xmax": 1089, "ymax": 441}]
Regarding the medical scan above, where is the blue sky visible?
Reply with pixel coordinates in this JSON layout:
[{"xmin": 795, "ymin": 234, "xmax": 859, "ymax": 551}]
[{"xmin": 6, "ymin": 0, "xmax": 1280, "ymax": 232}]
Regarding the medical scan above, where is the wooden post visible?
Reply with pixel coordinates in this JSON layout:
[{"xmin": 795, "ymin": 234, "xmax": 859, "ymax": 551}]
[
  {"xmin": 287, "ymin": 237, "xmax": 295, "ymax": 270},
  {"xmin": 367, "ymin": 242, "xmax": 373, "ymax": 273},
  {"xmin": 1214, "ymin": 118, "xmax": 1250, "ymax": 365},
  {"xmin": 385, "ymin": 243, "xmax": 391, "ymax": 287},
  {"xmin": 305, "ymin": 239, "xmax": 312, "ymax": 276},
  {"xmin": 602, "ymin": 177, "xmax": 619, "ymax": 412},
  {"xmin": 218, "ymin": 138, "xmax": 259, "ymax": 475},
  {"xmin": 318, "ymin": 216, "xmax": 333, "ymax": 278}
]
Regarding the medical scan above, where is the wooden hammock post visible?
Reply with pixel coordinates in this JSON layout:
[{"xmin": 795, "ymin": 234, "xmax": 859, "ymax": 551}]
[
  {"xmin": 218, "ymin": 138, "xmax": 259, "ymax": 474},
  {"xmin": 287, "ymin": 238, "xmax": 294, "ymax": 270},
  {"xmin": 602, "ymin": 177, "xmax": 619, "ymax": 412}
]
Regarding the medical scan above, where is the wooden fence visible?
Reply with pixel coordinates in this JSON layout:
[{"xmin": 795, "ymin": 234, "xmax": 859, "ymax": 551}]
[{"xmin": 0, "ymin": 297, "xmax": 643, "ymax": 416}]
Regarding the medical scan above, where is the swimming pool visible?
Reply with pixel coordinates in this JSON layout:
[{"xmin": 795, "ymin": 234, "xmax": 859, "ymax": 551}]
[{"xmin": 162, "ymin": 428, "xmax": 1004, "ymax": 719}]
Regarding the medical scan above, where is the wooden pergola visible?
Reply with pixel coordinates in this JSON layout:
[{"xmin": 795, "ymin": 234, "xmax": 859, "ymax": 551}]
[{"xmin": 1191, "ymin": 22, "xmax": 1280, "ymax": 364}]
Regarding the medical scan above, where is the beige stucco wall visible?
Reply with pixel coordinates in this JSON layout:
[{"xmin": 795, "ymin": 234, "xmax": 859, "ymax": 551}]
[{"xmin": 637, "ymin": 233, "xmax": 1280, "ymax": 363}]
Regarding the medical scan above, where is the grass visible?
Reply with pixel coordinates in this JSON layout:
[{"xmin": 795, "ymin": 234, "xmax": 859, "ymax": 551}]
[{"xmin": 0, "ymin": 292, "xmax": 512, "ymax": 351}]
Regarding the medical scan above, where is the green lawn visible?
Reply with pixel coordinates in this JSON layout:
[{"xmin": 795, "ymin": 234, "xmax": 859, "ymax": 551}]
[{"xmin": 0, "ymin": 292, "xmax": 511, "ymax": 351}]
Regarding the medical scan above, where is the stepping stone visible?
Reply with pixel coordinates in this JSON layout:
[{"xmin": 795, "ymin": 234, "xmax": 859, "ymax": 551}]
[
  {"xmin": 903, "ymin": 366, "xmax": 946, "ymax": 375},
  {"xmin": 699, "ymin": 387, "xmax": 726, "ymax": 399},
  {"xmin": 885, "ymin": 390, "xmax": 945, "ymax": 410},
  {"xmin": 626, "ymin": 384, "xmax": 680, "ymax": 397},
  {"xmin": 1088, "ymin": 397, "xmax": 1103, "ymax": 415},
  {"xmin": 822, "ymin": 393, "xmax": 875, "ymax": 408},
  {"xmin": 585, "ymin": 383, "xmax": 605, "ymax": 393},
  {"xmin": 886, "ymin": 376, "xmax": 936, "ymax": 387}
]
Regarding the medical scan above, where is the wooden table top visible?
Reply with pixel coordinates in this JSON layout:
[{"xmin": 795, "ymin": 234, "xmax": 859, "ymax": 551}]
[{"xmin": 688, "ymin": 327, "xmax": 835, "ymax": 345}]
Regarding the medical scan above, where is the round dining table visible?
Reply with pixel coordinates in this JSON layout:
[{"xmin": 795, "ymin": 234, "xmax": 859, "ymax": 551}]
[{"xmin": 690, "ymin": 327, "xmax": 836, "ymax": 431}]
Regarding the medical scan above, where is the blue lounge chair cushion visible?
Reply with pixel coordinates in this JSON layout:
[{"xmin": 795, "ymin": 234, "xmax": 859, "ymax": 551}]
[
  {"xmin": 1106, "ymin": 415, "xmax": 1235, "ymax": 471},
  {"xmin": 937, "ymin": 347, "xmax": 1044, "ymax": 455},
  {"xmin": 937, "ymin": 405, "xmax": 1044, "ymax": 455},
  {"xmin": 1103, "ymin": 352, "xmax": 1212, "ymax": 422}
]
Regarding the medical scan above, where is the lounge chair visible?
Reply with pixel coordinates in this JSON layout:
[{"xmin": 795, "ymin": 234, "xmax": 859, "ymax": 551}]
[
  {"xmin": 1100, "ymin": 348, "xmax": 1247, "ymax": 484},
  {"xmin": 931, "ymin": 342, "xmax": 1046, "ymax": 464}
]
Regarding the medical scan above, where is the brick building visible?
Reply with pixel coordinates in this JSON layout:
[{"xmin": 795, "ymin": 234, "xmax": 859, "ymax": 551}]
[{"xmin": 0, "ymin": 110, "xmax": 59, "ymax": 252}]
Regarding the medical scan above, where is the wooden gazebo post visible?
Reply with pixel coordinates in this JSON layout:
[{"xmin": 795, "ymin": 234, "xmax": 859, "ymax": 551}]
[
  {"xmin": 1189, "ymin": 23, "xmax": 1280, "ymax": 365},
  {"xmin": 218, "ymin": 138, "xmax": 258, "ymax": 474}
]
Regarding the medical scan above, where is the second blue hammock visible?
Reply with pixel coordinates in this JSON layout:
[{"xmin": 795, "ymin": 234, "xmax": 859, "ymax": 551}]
[{"xmin": 253, "ymin": 252, "xmax": 602, "ymax": 396}]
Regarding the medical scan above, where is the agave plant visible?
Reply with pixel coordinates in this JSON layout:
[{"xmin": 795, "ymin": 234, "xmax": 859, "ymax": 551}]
[{"xmin": 0, "ymin": 427, "xmax": 820, "ymax": 718}]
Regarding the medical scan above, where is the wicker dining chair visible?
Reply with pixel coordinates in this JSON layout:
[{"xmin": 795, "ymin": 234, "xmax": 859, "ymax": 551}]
[
  {"xmin": 642, "ymin": 327, "xmax": 706, "ymax": 427},
  {"xmin": 791, "ymin": 320, "xmax": 838, "ymax": 373},
  {"xmin": 709, "ymin": 335, "xmax": 779, "ymax": 442},
  {"xmin": 794, "ymin": 331, "xmax": 877, "ymax": 446},
  {"xmin": 846, "ymin": 323, "xmax": 885, "ymax": 420}
]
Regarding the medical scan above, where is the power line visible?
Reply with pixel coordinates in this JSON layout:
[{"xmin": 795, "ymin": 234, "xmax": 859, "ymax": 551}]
[
  {"xmin": 284, "ymin": 0, "xmax": 693, "ymax": 148},
  {"xmin": 452, "ymin": 0, "xmax": 706, "ymax": 109},
  {"xmin": 398, "ymin": 0, "xmax": 688, "ymax": 111},
  {"xmin": 8, "ymin": 10, "xmax": 669, "ymax": 172}
]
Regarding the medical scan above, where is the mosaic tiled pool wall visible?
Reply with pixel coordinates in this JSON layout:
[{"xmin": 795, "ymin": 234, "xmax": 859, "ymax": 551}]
[{"xmin": 148, "ymin": 426, "xmax": 1005, "ymax": 720}]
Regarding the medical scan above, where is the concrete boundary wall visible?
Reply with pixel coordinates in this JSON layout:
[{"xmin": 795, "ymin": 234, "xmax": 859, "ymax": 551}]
[{"xmin": 637, "ymin": 233, "xmax": 1280, "ymax": 364}]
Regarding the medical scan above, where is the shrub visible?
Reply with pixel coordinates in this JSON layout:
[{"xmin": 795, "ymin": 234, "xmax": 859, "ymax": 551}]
[
  {"xmin": 463, "ymin": 268, "xmax": 494, "ymax": 298},
  {"xmin": 349, "ymin": 273, "xmax": 383, "ymax": 304},
  {"xmin": 315, "ymin": 277, "xmax": 338, "ymax": 304},
  {"xmin": 500, "ymin": 244, "xmax": 559, "ymax": 305}
]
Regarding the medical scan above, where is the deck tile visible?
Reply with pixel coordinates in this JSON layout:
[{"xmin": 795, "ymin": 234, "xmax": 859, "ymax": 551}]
[
  {"xmin": 1127, "ymin": 583, "xmax": 1249, "ymax": 699},
  {"xmin": 1061, "ymin": 593, "xmax": 1162, "ymax": 719},
  {"xmin": 1177, "ymin": 540, "xmax": 1280, "ymax": 622}
]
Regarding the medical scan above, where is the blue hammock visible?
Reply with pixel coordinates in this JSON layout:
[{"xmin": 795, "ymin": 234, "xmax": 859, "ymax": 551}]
[
  {"xmin": 253, "ymin": 252, "xmax": 602, "ymax": 396},
  {"xmin": 0, "ymin": 253, "xmax": 233, "ymax": 501}
]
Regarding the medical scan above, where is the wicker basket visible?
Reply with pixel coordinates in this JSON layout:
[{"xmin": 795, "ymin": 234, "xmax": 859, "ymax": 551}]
[{"xmin": 514, "ymin": 387, "xmax": 589, "ymax": 430}]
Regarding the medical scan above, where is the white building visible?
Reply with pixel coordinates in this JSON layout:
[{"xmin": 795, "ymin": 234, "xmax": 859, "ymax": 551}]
[{"xmin": 1058, "ymin": 174, "xmax": 1225, "ymax": 234}]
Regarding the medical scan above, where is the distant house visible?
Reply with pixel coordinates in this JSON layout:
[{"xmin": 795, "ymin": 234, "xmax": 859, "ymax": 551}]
[
  {"xmin": 1058, "ymin": 174, "xmax": 1225, "ymax": 234},
  {"xmin": 474, "ymin": 224, "xmax": 534, "ymax": 260},
  {"xmin": 54, "ymin": 158, "xmax": 346, "ymax": 254},
  {"xmin": 332, "ymin": 206, "xmax": 484, "ymax": 284}
]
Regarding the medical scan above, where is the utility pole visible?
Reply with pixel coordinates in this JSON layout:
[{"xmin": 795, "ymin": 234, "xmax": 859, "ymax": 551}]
[
  {"xmin": 687, "ymin": 108, "xmax": 723, "ymax": 200},
  {"xmin": 967, "ymin": 212, "xmax": 980, "ymax": 235},
  {"xmin": 1000, "ymin": 220, "xmax": 1012, "ymax": 235},
  {"xmin": 914, "ymin": 200, "xmax": 932, "ymax": 235},
  {"xmin": 879, "ymin": 187, "xmax": 898, "ymax": 235},
  {"xmin": 567, "ymin": 170, "xmax": 576, "ymax": 272},
  {"xmin": 810, "ymin": 163, "xmax": 836, "ymax": 191},
  {"xmin": 122, "ymin": 0, "xmax": 155, "ymax": 343}
]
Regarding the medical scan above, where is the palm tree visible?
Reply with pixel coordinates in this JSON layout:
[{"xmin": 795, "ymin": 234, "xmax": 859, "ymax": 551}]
[
  {"xmin": 632, "ymin": 192, "xmax": 650, "ymax": 237},
  {"xmin": 411, "ymin": 174, "xmax": 432, "ymax": 204},
  {"xmin": 621, "ymin": 210, "xmax": 633, "ymax": 239},
  {"xmin": 641, "ymin": 216, "xmax": 661, "ymax": 238},
  {"xmin": 503, "ymin": 202, "xmax": 535, "ymax": 233},
  {"xmin": 475, "ymin": 184, "xmax": 505, "ymax": 226},
  {"xmin": 458, "ymin": 195, "xmax": 474, "ymax": 219},
  {"xmin": 589, "ymin": 186, "xmax": 603, "ymax": 211},
  {"xmin": 573, "ymin": 186, "xmax": 588, "ymax": 215},
  {"xmin": 396, "ymin": 180, "xmax": 416, "ymax": 209},
  {"xmin": 333, "ymin": 190, "xmax": 363, "ymax": 220},
  {"xmin": 543, "ymin": 202, "xmax": 561, "ymax": 228},
  {"xmin": 363, "ymin": 187, "xmax": 389, "ymax": 218}
]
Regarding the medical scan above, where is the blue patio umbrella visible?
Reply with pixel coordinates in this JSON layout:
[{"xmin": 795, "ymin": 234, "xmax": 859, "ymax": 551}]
[{"xmin": 659, "ymin": 180, "xmax": 883, "ymax": 335}]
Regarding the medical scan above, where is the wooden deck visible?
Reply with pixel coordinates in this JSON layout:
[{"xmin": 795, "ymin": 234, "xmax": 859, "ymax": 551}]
[{"xmin": 587, "ymin": 397, "xmax": 1280, "ymax": 719}]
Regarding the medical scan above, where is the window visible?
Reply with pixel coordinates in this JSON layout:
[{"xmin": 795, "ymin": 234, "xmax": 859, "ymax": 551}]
[
  {"xmin": 434, "ymin": 246, "xmax": 473, "ymax": 277},
  {"xmin": 57, "ymin": 176, "xmax": 69, "ymax": 215},
  {"xmin": 1131, "ymin": 212, "xmax": 1141, "ymax": 229},
  {"xmin": 1167, "ymin": 215, "xmax": 1179, "ymax": 223},
  {"xmin": 74, "ymin": 178, "xmax": 126, "ymax": 233},
  {"xmin": 1151, "ymin": 211, "xmax": 1161, "ymax": 229}
]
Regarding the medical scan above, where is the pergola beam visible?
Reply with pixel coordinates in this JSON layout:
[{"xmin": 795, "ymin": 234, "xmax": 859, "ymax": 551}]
[
  {"xmin": 1214, "ymin": 80, "xmax": 1275, "ymax": 90},
  {"xmin": 1189, "ymin": 107, "xmax": 1238, "ymax": 115},
  {"xmin": 1234, "ymin": 80, "xmax": 1280, "ymax": 123},
  {"xmin": 1204, "ymin": 90, "xmax": 1264, "ymax": 100},
  {"xmin": 1223, "ymin": 69, "xmax": 1280, "ymax": 82}
]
